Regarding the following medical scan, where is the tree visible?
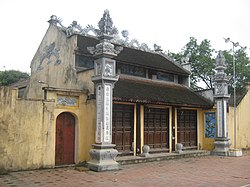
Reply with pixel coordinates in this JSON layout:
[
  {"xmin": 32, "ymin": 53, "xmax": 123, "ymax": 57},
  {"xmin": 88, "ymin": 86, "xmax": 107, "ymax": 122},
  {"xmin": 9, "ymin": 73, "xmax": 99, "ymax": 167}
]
[
  {"xmin": 0, "ymin": 70, "xmax": 30, "ymax": 86},
  {"xmin": 168, "ymin": 37, "xmax": 215, "ymax": 90},
  {"xmin": 223, "ymin": 49, "xmax": 250, "ymax": 93},
  {"xmin": 168, "ymin": 37, "xmax": 250, "ymax": 93}
]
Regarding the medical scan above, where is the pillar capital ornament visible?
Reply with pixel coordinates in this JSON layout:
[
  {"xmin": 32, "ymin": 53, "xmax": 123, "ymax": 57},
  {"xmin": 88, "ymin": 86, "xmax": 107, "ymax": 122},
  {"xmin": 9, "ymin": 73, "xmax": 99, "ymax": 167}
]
[
  {"xmin": 97, "ymin": 9, "xmax": 118, "ymax": 36},
  {"xmin": 87, "ymin": 35, "xmax": 123, "ymax": 58},
  {"xmin": 213, "ymin": 51, "xmax": 231, "ymax": 98}
]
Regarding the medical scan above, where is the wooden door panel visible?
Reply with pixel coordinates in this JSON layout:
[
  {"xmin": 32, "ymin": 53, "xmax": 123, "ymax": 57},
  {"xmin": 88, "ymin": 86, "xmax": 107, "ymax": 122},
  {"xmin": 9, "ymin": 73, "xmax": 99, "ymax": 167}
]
[
  {"xmin": 177, "ymin": 109, "xmax": 197, "ymax": 149},
  {"xmin": 144, "ymin": 107, "xmax": 169, "ymax": 152},
  {"xmin": 112, "ymin": 104, "xmax": 134, "ymax": 154},
  {"xmin": 55, "ymin": 112, "xmax": 75, "ymax": 165}
]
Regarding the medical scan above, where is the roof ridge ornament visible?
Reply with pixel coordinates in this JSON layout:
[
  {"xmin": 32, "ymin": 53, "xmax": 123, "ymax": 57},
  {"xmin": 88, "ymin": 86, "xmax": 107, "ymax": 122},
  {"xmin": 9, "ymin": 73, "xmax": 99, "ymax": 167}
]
[{"xmin": 48, "ymin": 10, "xmax": 176, "ymax": 59}]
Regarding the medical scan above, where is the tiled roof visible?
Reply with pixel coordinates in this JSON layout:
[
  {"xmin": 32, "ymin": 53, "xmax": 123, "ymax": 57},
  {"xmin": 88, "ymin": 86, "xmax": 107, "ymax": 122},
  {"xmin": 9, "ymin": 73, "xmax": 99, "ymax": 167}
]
[
  {"xmin": 115, "ymin": 47, "xmax": 189, "ymax": 75},
  {"xmin": 77, "ymin": 35, "xmax": 189, "ymax": 76},
  {"xmin": 228, "ymin": 88, "xmax": 248, "ymax": 106},
  {"xmin": 113, "ymin": 76, "xmax": 213, "ymax": 108},
  {"xmin": 10, "ymin": 79, "xmax": 29, "ymax": 88}
]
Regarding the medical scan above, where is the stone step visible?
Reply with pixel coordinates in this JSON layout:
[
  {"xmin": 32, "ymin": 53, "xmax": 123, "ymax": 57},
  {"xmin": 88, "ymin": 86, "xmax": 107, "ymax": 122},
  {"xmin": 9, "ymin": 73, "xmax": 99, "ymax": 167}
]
[{"xmin": 116, "ymin": 150, "xmax": 210, "ymax": 165}]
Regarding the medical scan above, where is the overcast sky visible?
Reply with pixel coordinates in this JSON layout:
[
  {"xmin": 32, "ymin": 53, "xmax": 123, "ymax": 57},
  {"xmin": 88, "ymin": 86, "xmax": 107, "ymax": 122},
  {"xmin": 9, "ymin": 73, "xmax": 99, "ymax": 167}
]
[{"xmin": 0, "ymin": 0, "xmax": 249, "ymax": 73}]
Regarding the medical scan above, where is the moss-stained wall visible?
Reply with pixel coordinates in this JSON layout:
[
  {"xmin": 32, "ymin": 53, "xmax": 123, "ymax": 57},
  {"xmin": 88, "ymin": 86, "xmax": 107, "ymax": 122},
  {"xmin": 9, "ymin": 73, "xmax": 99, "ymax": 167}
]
[
  {"xmin": 77, "ymin": 69, "xmax": 95, "ymax": 94},
  {"xmin": 0, "ymin": 87, "xmax": 55, "ymax": 171},
  {"xmin": 25, "ymin": 24, "xmax": 79, "ymax": 99},
  {"xmin": 0, "ymin": 87, "xmax": 96, "ymax": 171}
]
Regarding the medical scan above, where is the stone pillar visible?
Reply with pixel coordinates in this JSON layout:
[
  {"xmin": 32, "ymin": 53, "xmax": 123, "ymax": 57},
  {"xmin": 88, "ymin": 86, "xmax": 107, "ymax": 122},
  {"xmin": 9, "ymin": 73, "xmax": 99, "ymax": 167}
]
[
  {"xmin": 87, "ymin": 10, "xmax": 123, "ymax": 171},
  {"xmin": 211, "ymin": 51, "xmax": 231, "ymax": 156}
]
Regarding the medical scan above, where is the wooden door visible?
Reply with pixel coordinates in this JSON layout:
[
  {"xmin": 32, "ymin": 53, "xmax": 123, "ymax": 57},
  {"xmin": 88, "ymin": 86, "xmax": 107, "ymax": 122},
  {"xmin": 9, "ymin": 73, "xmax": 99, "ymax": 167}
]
[
  {"xmin": 177, "ymin": 109, "xmax": 197, "ymax": 149},
  {"xmin": 55, "ymin": 112, "xmax": 75, "ymax": 165},
  {"xmin": 144, "ymin": 107, "xmax": 169, "ymax": 152},
  {"xmin": 112, "ymin": 104, "xmax": 134, "ymax": 154}
]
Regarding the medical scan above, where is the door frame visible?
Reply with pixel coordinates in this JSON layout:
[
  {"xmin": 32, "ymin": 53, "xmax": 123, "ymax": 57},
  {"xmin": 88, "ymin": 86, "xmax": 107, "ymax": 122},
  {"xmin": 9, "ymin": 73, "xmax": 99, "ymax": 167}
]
[
  {"xmin": 55, "ymin": 111, "xmax": 78, "ymax": 165},
  {"xmin": 143, "ymin": 105, "xmax": 171, "ymax": 153}
]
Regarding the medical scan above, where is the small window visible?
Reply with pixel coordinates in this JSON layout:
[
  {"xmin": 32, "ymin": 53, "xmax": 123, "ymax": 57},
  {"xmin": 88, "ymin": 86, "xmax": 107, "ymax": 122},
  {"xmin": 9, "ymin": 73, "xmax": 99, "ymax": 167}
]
[
  {"xmin": 75, "ymin": 55, "xmax": 94, "ymax": 69},
  {"xmin": 157, "ymin": 72, "xmax": 174, "ymax": 82},
  {"xmin": 117, "ymin": 63, "xmax": 146, "ymax": 77}
]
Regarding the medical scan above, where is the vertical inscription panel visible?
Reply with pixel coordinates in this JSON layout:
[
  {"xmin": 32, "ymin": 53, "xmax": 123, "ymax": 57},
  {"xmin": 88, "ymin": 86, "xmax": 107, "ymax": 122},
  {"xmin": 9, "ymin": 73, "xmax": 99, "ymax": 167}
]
[
  {"xmin": 217, "ymin": 100, "xmax": 223, "ymax": 137},
  {"xmin": 104, "ymin": 84, "xmax": 111, "ymax": 143},
  {"xmin": 223, "ymin": 100, "xmax": 227, "ymax": 137},
  {"xmin": 96, "ymin": 85, "xmax": 103, "ymax": 143}
]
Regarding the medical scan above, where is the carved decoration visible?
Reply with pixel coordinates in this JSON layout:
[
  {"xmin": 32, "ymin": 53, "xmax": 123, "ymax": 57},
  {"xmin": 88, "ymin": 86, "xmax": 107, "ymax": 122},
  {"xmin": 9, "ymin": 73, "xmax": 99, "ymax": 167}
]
[
  {"xmin": 154, "ymin": 44, "xmax": 163, "ymax": 52},
  {"xmin": 57, "ymin": 96, "xmax": 78, "ymax": 106},
  {"xmin": 216, "ymin": 51, "xmax": 226, "ymax": 68},
  {"xmin": 104, "ymin": 64, "xmax": 113, "ymax": 76},
  {"xmin": 205, "ymin": 112, "xmax": 216, "ymax": 138},
  {"xmin": 87, "ymin": 38, "xmax": 123, "ymax": 58},
  {"xmin": 213, "ymin": 51, "xmax": 231, "ymax": 83},
  {"xmin": 97, "ymin": 9, "xmax": 118, "ymax": 36},
  {"xmin": 38, "ymin": 42, "xmax": 61, "ymax": 70},
  {"xmin": 213, "ymin": 51, "xmax": 230, "ymax": 97},
  {"xmin": 181, "ymin": 53, "xmax": 191, "ymax": 64},
  {"xmin": 47, "ymin": 11, "xmax": 175, "ymax": 57}
]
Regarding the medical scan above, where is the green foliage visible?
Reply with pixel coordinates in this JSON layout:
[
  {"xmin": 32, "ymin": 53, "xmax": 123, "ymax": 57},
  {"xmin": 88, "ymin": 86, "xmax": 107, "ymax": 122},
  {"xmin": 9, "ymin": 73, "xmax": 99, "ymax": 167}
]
[
  {"xmin": 169, "ymin": 37, "xmax": 216, "ymax": 90},
  {"xmin": 169, "ymin": 37, "xmax": 250, "ymax": 93},
  {"xmin": 223, "ymin": 49, "xmax": 250, "ymax": 93},
  {"xmin": 0, "ymin": 70, "xmax": 30, "ymax": 86}
]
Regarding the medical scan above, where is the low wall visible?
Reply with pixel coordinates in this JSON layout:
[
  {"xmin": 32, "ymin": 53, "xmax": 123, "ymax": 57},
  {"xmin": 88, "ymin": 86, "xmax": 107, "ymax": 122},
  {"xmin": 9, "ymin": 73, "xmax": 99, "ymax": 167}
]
[{"xmin": 0, "ymin": 87, "xmax": 55, "ymax": 171}]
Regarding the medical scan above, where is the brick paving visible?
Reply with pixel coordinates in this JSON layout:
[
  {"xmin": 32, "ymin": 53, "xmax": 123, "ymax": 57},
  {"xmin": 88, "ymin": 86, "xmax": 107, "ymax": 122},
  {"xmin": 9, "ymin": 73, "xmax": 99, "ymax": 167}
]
[{"xmin": 0, "ymin": 155, "xmax": 250, "ymax": 187}]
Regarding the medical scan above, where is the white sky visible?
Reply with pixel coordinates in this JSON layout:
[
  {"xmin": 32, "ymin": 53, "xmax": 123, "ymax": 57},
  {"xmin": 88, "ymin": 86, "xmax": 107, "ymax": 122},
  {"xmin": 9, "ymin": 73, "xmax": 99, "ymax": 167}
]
[{"xmin": 0, "ymin": 0, "xmax": 249, "ymax": 73}]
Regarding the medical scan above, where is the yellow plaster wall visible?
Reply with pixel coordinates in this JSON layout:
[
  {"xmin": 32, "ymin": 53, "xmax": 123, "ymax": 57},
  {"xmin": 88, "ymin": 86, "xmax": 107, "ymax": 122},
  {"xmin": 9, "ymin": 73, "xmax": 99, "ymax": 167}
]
[
  {"xmin": 26, "ymin": 25, "xmax": 79, "ymax": 99},
  {"xmin": 0, "ymin": 87, "xmax": 55, "ymax": 171},
  {"xmin": 228, "ymin": 89, "xmax": 250, "ymax": 149},
  {"xmin": 0, "ymin": 87, "xmax": 96, "ymax": 171},
  {"xmin": 201, "ymin": 88, "xmax": 250, "ymax": 150},
  {"xmin": 49, "ymin": 90, "xmax": 96, "ymax": 163},
  {"xmin": 77, "ymin": 69, "xmax": 95, "ymax": 94}
]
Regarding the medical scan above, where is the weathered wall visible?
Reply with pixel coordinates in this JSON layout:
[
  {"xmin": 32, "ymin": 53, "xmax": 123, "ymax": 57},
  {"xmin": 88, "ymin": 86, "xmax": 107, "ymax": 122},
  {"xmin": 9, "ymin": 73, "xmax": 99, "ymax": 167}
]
[
  {"xmin": 228, "ymin": 89, "xmax": 250, "ymax": 149},
  {"xmin": 47, "ymin": 89, "xmax": 96, "ymax": 163},
  {"xmin": 0, "ymin": 87, "xmax": 55, "ymax": 171},
  {"xmin": 77, "ymin": 69, "xmax": 95, "ymax": 94},
  {"xmin": 0, "ymin": 87, "xmax": 96, "ymax": 171},
  {"xmin": 25, "ymin": 24, "xmax": 78, "ymax": 99}
]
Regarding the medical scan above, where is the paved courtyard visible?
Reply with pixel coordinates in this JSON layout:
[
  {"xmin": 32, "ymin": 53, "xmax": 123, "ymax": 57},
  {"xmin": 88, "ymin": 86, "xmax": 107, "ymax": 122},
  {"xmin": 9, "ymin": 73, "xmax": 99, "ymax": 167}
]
[{"xmin": 0, "ymin": 155, "xmax": 249, "ymax": 187}]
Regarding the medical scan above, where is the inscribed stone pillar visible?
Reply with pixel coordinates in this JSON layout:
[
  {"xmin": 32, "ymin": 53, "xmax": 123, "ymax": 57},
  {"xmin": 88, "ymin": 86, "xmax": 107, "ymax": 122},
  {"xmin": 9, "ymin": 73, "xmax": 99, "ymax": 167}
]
[
  {"xmin": 86, "ymin": 10, "xmax": 123, "ymax": 171},
  {"xmin": 212, "ymin": 51, "xmax": 231, "ymax": 156}
]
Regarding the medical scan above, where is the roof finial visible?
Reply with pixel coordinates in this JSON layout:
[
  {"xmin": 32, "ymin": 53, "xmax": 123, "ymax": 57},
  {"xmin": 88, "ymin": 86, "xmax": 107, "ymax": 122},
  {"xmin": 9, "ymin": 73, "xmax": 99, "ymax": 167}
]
[
  {"xmin": 215, "ymin": 50, "xmax": 226, "ymax": 69},
  {"xmin": 98, "ymin": 9, "xmax": 118, "ymax": 36},
  {"xmin": 48, "ymin": 15, "xmax": 58, "ymax": 25}
]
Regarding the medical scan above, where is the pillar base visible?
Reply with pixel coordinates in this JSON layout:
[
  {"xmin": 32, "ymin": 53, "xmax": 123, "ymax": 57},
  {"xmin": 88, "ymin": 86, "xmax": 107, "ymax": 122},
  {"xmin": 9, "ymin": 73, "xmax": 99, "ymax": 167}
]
[
  {"xmin": 87, "ymin": 144, "xmax": 120, "ymax": 172},
  {"xmin": 211, "ymin": 138, "xmax": 231, "ymax": 156}
]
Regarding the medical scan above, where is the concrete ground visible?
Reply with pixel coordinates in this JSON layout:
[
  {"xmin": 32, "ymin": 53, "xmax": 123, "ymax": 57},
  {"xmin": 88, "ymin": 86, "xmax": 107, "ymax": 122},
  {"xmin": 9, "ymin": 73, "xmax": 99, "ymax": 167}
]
[{"xmin": 0, "ymin": 155, "xmax": 250, "ymax": 187}]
